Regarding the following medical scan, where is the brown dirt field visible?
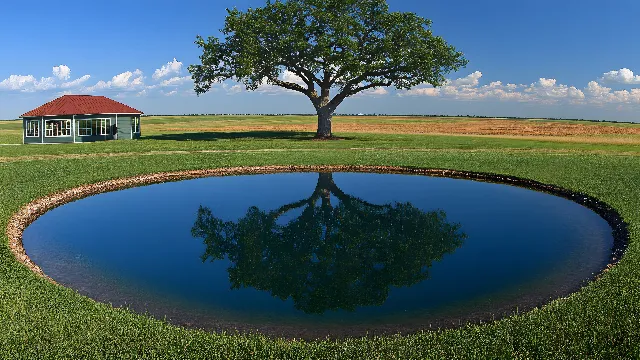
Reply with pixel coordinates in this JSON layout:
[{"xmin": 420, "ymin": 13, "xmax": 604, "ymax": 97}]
[{"xmin": 161, "ymin": 119, "xmax": 640, "ymax": 137}]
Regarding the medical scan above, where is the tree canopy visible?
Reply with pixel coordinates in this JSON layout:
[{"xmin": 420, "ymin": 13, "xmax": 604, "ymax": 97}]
[
  {"xmin": 191, "ymin": 173, "xmax": 466, "ymax": 314},
  {"xmin": 189, "ymin": 0, "xmax": 468, "ymax": 137}
]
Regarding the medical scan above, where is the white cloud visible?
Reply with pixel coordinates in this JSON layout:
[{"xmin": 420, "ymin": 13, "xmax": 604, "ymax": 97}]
[
  {"xmin": 130, "ymin": 75, "xmax": 144, "ymax": 87},
  {"xmin": 84, "ymin": 80, "xmax": 110, "ymax": 92},
  {"xmin": 164, "ymin": 90, "xmax": 178, "ymax": 96},
  {"xmin": 448, "ymin": 71, "xmax": 482, "ymax": 87},
  {"xmin": 160, "ymin": 76, "xmax": 191, "ymax": 87},
  {"xmin": 568, "ymin": 87, "xmax": 585, "ymax": 99},
  {"xmin": 52, "ymin": 65, "xmax": 71, "ymax": 80},
  {"xmin": 0, "ymin": 66, "xmax": 90, "ymax": 93},
  {"xmin": 57, "ymin": 90, "xmax": 76, "ymax": 96},
  {"xmin": 112, "ymin": 70, "xmax": 139, "ymax": 88},
  {"xmin": 600, "ymin": 68, "xmax": 640, "ymax": 84},
  {"xmin": 281, "ymin": 70, "xmax": 306, "ymax": 87},
  {"xmin": 32, "ymin": 77, "xmax": 57, "ymax": 91},
  {"xmin": 404, "ymin": 86, "xmax": 440, "ymax": 96},
  {"xmin": 0, "ymin": 74, "xmax": 57, "ymax": 92},
  {"xmin": 84, "ymin": 70, "xmax": 144, "ymax": 92},
  {"xmin": 402, "ymin": 72, "xmax": 587, "ymax": 104},
  {"xmin": 61, "ymin": 75, "xmax": 91, "ymax": 89},
  {"xmin": 226, "ymin": 84, "xmax": 243, "ymax": 95},
  {"xmin": 366, "ymin": 87, "xmax": 389, "ymax": 96},
  {"xmin": 354, "ymin": 87, "xmax": 389, "ymax": 97},
  {"xmin": 585, "ymin": 81, "xmax": 640, "ymax": 104},
  {"xmin": 0, "ymin": 74, "xmax": 36, "ymax": 90},
  {"xmin": 153, "ymin": 58, "xmax": 183, "ymax": 80},
  {"xmin": 404, "ymin": 72, "xmax": 487, "ymax": 99},
  {"xmin": 586, "ymin": 81, "xmax": 611, "ymax": 97},
  {"xmin": 231, "ymin": 70, "xmax": 322, "ymax": 95},
  {"xmin": 538, "ymin": 78, "xmax": 556, "ymax": 88},
  {"xmin": 523, "ymin": 78, "xmax": 585, "ymax": 102},
  {"xmin": 253, "ymin": 71, "xmax": 309, "ymax": 95}
]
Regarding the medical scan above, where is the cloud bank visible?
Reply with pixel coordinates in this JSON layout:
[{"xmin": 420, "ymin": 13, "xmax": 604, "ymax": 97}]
[
  {"xmin": 2, "ymin": 63, "xmax": 639, "ymax": 110},
  {"xmin": 401, "ymin": 70, "xmax": 639, "ymax": 106}
]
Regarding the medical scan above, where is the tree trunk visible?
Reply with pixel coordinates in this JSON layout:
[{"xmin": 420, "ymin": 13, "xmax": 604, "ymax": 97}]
[
  {"xmin": 316, "ymin": 107, "xmax": 334, "ymax": 138},
  {"xmin": 317, "ymin": 173, "xmax": 334, "ymax": 231},
  {"xmin": 316, "ymin": 172, "xmax": 334, "ymax": 193}
]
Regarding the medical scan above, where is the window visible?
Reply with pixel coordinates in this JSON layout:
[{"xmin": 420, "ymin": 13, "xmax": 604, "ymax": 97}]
[
  {"xmin": 99, "ymin": 118, "xmax": 111, "ymax": 135},
  {"xmin": 26, "ymin": 120, "xmax": 40, "ymax": 137},
  {"xmin": 78, "ymin": 119, "xmax": 92, "ymax": 136},
  {"xmin": 132, "ymin": 117, "xmax": 140, "ymax": 133},
  {"xmin": 77, "ymin": 118, "xmax": 113, "ymax": 137},
  {"xmin": 44, "ymin": 119, "xmax": 71, "ymax": 137}
]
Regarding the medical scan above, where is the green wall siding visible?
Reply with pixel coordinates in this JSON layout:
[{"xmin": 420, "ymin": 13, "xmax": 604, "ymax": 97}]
[
  {"xmin": 45, "ymin": 136, "xmax": 74, "ymax": 143},
  {"xmin": 117, "ymin": 116, "xmax": 133, "ymax": 140},
  {"xmin": 23, "ymin": 118, "xmax": 43, "ymax": 144},
  {"xmin": 23, "ymin": 114, "xmax": 141, "ymax": 144}
]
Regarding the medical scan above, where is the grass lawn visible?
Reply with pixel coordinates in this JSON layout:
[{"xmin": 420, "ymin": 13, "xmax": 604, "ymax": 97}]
[{"xmin": 1, "ymin": 116, "xmax": 639, "ymax": 359}]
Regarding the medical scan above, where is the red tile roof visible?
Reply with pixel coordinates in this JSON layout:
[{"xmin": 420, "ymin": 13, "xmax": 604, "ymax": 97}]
[{"xmin": 21, "ymin": 95, "xmax": 143, "ymax": 117}]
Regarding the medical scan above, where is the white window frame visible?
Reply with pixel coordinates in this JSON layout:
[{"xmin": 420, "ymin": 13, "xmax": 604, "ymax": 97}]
[
  {"xmin": 98, "ymin": 118, "xmax": 111, "ymax": 136},
  {"xmin": 77, "ymin": 119, "xmax": 92, "ymax": 136},
  {"xmin": 26, "ymin": 120, "xmax": 40, "ymax": 137},
  {"xmin": 44, "ymin": 119, "xmax": 71, "ymax": 137},
  {"xmin": 132, "ymin": 117, "xmax": 140, "ymax": 133}
]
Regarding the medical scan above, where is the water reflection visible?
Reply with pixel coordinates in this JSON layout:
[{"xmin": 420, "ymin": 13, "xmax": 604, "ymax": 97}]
[{"xmin": 191, "ymin": 172, "xmax": 466, "ymax": 314}]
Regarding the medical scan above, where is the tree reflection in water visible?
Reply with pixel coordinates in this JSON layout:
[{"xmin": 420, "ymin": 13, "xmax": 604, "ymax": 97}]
[{"xmin": 191, "ymin": 172, "xmax": 466, "ymax": 314}]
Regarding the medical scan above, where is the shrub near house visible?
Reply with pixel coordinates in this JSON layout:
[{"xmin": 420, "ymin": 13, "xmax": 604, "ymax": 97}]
[{"xmin": 21, "ymin": 95, "xmax": 143, "ymax": 144}]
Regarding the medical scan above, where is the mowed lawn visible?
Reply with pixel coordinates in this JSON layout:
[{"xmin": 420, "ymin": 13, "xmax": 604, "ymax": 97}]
[{"xmin": 0, "ymin": 116, "xmax": 639, "ymax": 359}]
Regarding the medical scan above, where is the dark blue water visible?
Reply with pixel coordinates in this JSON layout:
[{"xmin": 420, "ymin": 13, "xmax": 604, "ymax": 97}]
[{"xmin": 22, "ymin": 172, "xmax": 612, "ymax": 337}]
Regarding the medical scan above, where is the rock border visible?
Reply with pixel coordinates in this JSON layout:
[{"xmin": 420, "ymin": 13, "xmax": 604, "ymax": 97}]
[{"xmin": 6, "ymin": 164, "xmax": 629, "ymax": 303}]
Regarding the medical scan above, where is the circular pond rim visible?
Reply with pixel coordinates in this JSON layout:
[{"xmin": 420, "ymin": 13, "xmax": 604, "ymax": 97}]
[{"xmin": 6, "ymin": 165, "xmax": 630, "ymax": 335}]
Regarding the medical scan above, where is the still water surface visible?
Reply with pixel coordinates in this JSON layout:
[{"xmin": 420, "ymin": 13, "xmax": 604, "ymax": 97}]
[{"xmin": 23, "ymin": 172, "xmax": 612, "ymax": 337}]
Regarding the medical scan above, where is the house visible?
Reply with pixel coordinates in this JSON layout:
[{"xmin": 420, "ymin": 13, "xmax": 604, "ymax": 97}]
[{"xmin": 21, "ymin": 95, "xmax": 143, "ymax": 144}]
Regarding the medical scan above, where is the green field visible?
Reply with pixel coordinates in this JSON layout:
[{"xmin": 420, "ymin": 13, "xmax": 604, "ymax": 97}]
[{"xmin": 1, "ymin": 116, "xmax": 639, "ymax": 358}]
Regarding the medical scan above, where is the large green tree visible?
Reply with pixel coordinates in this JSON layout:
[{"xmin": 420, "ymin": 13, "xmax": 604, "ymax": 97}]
[
  {"xmin": 189, "ymin": 0, "xmax": 468, "ymax": 138},
  {"xmin": 191, "ymin": 173, "xmax": 466, "ymax": 314}
]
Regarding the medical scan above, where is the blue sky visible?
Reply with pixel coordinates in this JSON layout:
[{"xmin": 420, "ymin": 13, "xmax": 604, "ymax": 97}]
[{"xmin": 1, "ymin": 0, "xmax": 639, "ymax": 121}]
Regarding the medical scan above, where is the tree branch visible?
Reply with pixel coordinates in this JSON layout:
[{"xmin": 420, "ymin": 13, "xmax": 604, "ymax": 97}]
[
  {"xmin": 326, "ymin": 80, "xmax": 391, "ymax": 109},
  {"xmin": 295, "ymin": 65, "xmax": 323, "ymax": 88},
  {"xmin": 326, "ymin": 181, "xmax": 386, "ymax": 210},
  {"xmin": 283, "ymin": 54, "xmax": 323, "ymax": 89},
  {"xmin": 341, "ymin": 66, "xmax": 404, "ymax": 89},
  {"xmin": 348, "ymin": 81, "xmax": 393, "ymax": 96},
  {"xmin": 270, "ymin": 195, "xmax": 319, "ymax": 218},
  {"xmin": 269, "ymin": 77, "xmax": 312, "ymax": 96}
]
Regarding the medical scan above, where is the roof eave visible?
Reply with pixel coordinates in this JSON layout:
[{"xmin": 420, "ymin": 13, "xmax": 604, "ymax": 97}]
[{"xmin": 21, "ymin": 112, "xmax": 144, "ymax": 117}]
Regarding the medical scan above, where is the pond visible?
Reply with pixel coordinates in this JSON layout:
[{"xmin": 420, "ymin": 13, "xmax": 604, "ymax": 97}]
[{"xmin": 22, "ymin": 172, "xmax": 613, "ymax": 338}]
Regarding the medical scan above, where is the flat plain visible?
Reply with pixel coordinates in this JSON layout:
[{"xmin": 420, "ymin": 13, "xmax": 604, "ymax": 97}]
[{"xmin": 1, "ymin": 115, "xmax": 639, "ymax": 359}]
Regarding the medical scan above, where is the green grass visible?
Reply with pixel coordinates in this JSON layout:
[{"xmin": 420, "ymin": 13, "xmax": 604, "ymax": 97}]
[
  {"xmin": 2, "ymin": 132, "xmax": 640, "ymax": 160},
  {"xmin": 1, "ymin": 117, "xmax": 640, "ymax": 358},
  {"xmin": 0, "ymin": 120, "xmax": 22, "ymax": 144}
]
